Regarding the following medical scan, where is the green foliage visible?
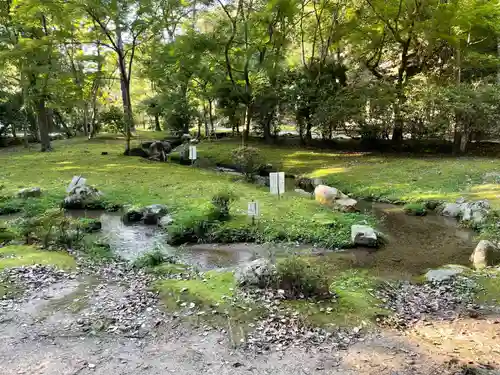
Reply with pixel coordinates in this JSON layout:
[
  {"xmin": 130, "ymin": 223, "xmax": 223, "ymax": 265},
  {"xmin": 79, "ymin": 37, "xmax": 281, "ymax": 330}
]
[
  {"xmin": 276, "ymin": 256, "xmax": 330, "ymax": 299},
  {"xmin": 0, "ymin": 245, "xmax": 76, "ymax": 270},
  {"xmin": 99, "ymin": 106, "xmax": 127, "ymax": 135},
  {"xmin": 403, "ymin": 202, "xmax": 427, "ymax": 216},
  {"xmin": 231, "ymin": 146, "xmax": 264, "ymax": 180},
  {"xmin": 211, "ymin": 191, "xmax": 236, "ymax": 220},
  {"xmin": 133, "ymin": 249, "xmax": 176, "ymax": 268}
]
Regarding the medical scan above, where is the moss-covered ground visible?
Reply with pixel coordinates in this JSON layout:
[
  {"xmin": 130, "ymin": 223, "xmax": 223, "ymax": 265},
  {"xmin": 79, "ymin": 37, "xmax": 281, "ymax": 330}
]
[
  {"xmin": 0, "ymin": 136, "xmax": 371, "ymax": 248},
  {"xmin": 195, "ymin": 138, "xmax": 500, "ymax": 207}
]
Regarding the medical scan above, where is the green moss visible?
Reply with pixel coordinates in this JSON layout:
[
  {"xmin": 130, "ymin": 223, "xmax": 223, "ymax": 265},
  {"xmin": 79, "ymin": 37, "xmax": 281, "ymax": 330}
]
[
  {"xmin": 327, "ymin": 270, "xmax": 387, "ymax": 326},
  {"xmin": 148, "ymin": 263, "xmax": 190, "ymax": 277},
  {"xmin": 403, "ymin": 202, "xmax": 427, "ymax": 216},
  {"xmin": 196, "ymin": 138, "xmax": 500, "ymax": 208},
  {"xmin": 0, "ymin": 136, "xmax": 369, "ymax": 249},
  {"xmin": 473, "ymin": 269, "xmax": 500, "ymax": 305},
  {"xmin": 0, "ymin": 245, "xmax": 76, "ymax": 270},
  {"xmin": 155, "ymin": 270, "xmax": 236, "ymax": 308}
]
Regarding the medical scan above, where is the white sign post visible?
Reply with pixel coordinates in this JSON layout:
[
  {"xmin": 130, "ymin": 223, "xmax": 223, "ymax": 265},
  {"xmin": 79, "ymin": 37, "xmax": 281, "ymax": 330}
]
[
  {"xmin": 248, "ymin": 201, "xmax": 259, "ymax": 225},
  {"xmin": 66, "ymin": 176, "xmax": 86, "ymax": 193},
  {"xmin": 269, "ymin": 172, "xmax": 285, "ymax": 197},
  {"xmin": 188, "ymin": 145, "xmax": 197, "ymax": 165}
]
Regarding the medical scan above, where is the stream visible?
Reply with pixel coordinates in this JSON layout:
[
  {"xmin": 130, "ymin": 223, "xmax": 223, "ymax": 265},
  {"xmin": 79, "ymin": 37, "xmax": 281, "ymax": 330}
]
[{"xmin": 65, "ymin": 199, "xmax": 476, "ymax": 276}]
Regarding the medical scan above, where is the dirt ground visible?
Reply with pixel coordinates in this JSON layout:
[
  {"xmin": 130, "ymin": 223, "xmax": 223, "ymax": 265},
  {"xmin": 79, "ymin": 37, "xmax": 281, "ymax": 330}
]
[{"xmin": 1, "ymin": 277, "xmax": 499, "ymax": 375}]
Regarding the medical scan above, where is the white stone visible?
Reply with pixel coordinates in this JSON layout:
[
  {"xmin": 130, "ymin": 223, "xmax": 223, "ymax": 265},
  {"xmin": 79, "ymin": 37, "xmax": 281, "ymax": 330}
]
[
  {"xmin": 235, "ymin": 259, "xmax": 276, "ymax": 287},
  {"xmin": 351, "ymin": 225, "xmax": 378, "ymax": 247},
  {"xmin": 294, "ymin": 188, "xmax": 312, "ymax": 197},
  {"xmin": 314, "ymin": 185, "xmax": 340, "ymax": 204},
  {"xmin": 470, "ymin": 240, "xmax": 500, "ymax": 270},
  {"xmin": 440, "ymin": 203, "xmax": 463, "ymax": 218}
]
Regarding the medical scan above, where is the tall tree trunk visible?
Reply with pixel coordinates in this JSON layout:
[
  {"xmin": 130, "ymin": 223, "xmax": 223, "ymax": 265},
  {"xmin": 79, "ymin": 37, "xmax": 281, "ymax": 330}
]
[
  {"xmin": 116, "ymin": 20, "xmax": 132, "ymax": 154},
  {"xmin": 154, "ymin": 114, "xmax": 161, "ymax": 131},
  {"xmin": 208, "ymin": 99, "xmax": 215, "ymax": 136},
  {"xmin": 36, "ymin": 98, "xmax": 51, "ymax": 152}
]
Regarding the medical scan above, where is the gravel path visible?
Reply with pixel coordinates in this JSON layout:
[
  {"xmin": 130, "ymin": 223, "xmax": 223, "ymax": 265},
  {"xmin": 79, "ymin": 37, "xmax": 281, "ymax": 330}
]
[{"xmin": 0, "ymin": 266, "xmax": 498, "ymax": 375}]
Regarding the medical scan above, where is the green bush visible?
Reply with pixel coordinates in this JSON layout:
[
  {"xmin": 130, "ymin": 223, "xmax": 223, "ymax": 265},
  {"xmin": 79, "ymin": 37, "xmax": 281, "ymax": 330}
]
[
  {"xmin": 134, "ymin": 249, "xmax": 176, "ymax": 268},
  {"xmin": 211, "ymin": 191, "xmax": 236, "ymax": 220},
  {"xmin": 231, "ymin": 146, "xmax": 264, "ymax": 180},
  {"xmin": 403, "ymin": 202, "xmax": 427, "ymax": 216},
  {"xmin": 276, "ymin": 256, "xmax": 331, "ymax": 299}
]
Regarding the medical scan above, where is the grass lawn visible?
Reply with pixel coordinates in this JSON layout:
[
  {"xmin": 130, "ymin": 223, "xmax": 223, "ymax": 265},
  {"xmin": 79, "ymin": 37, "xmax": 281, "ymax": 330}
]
[
  {"xmin": 0, "ymin": 136, "xmax": 370, "ymax": 248},
  {"xmin": 0, "ymin": 245, "xmax": 76, "ymax": 270},
  {"xmin": 194, "ymin": 138, "xmax": 500, "ymax": 207}
]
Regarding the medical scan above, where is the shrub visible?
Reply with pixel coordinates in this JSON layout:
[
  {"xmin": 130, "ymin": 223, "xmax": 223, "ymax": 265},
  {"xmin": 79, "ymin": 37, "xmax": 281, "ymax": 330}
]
[
  {"xmin": 403, "ymin": 202, "xmax": 427, "ymax": 216},
  {"xmin": 276, "ymin": 256, "xmax": 331, "ymax": 299},
  {"xmin": 211, "ymin": 191, "xmax": 236, "ymax": 220},
  {"xmin": 15, "ymin": 209, "xmax": 79, "ymax": 248},
  {"xmin": 134, "ymin": 249, "xmax": 176, "ymax": 268},
  {"xmin": 231, "ymin": 146, "xmax": 264, "ymax": 180}
]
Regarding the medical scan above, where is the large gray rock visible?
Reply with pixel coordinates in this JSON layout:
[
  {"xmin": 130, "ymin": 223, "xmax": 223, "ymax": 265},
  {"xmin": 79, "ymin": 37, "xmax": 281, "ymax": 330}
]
[
  {"xmin": 143, "ymin": 204, "xmax": 169, "ymax": 225},
  {"xmin": 351, "ymin": 224, "xmax": 378, "ymax": 247},
  {"xmin": 158, "ymin": 215, "xmax": 174, "ymax": 227},
  {"xmin": 470, "ymin": 240, "xmax": 500, "ymax": 270},
  {"xmin": 440, "ymin": 203, "xmax": 463, "ymax": 218},
  {"xmin": 17, "ymin": 187, "xmax": 42, "ymax": 198},
  {"xmin": 424, "ymin": 265, "xmax": 469, "ymax": 282},
  {"xmin": 235, "ymin": 259, "xmax": 276, "ymax": 288},
  {"xmin": 440, "ymin": 199, "xmax": 490, "ymax": 226},
  {"xmin": 63, "ymin": 185, "xmax": 102, "ymax": 209},
  {"xmin": 123, "ymin": 206, "xmax": 144, "ymax": 223},
  {"xmin": 334, "ymin": 198, "xmax": 358, "ymax": 212}
]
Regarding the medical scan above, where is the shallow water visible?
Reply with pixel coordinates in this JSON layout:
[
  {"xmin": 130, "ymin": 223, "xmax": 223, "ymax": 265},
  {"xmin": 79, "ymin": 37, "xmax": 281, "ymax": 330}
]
[
  {"xmin": 60, "ymin": 198, "xmax": 477, "ymax": 275},
  {"xmin": 346, "ymin": 201, "xmax": 476, "ymax": 278}
]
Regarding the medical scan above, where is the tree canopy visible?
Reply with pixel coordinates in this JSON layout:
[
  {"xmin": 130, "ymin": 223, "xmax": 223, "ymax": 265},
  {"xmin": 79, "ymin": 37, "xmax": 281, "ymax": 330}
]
[{"xmin": 1, "ymin": 0, "xmax": 500, "ymax": 152}]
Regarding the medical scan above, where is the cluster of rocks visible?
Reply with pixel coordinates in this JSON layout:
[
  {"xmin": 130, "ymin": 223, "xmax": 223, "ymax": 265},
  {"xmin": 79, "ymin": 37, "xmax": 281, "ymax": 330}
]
[
  {"xmin": 0, "ymin": 265, "xmax": 75, "ymax": 299},
  {"xmin": 439, "ymin": 198, "xmax": 490, "ymax": 226},
  {"xmin": 376, "ymin": 277, "xmax": 477, "ymax": 328},
  {"xmin": 63, "ymin": 183, "xmax": 103, "ymax": 209},
  {"xmin": 122, "ymin": 204, "xmax": 171, "ymax": 226}
]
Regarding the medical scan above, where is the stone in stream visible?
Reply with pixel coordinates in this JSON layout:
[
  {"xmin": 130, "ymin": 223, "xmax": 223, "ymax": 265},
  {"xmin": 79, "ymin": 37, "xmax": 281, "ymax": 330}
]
[
  {"xmin": 158, "ymin": 215, "xmax": 174, "ymax": 227},
  {"xmin": 63, "ymin": 185, "xmax": 103, "ymax": 209},
  {"xmin": 470, "ymin": 240, "xmax": 500, "ymax": 270},
  {"xmin": 235, "ymin": 259, "xmax": 276, "ymax": 288},
  {"xmin": 439, "ymin": 199, "xmax": 490, "ymax": 226},
  {"xmin": 351, "ymin": 224, "xmax": 378, "ymax": 247},
  {"xmin": 123, "ymin": 206, "xmax": 144, "ymax": 223},
  {"xmin": 440, "ymin": 203, "xmax": 463, "ymax": 218},
  {"xmin": 143, "ymin": 204, "xmax": 169, "ymax": 225},
  {"xmin": 16, "ymin": 187, "xmax": 42, "ymax": 199}
]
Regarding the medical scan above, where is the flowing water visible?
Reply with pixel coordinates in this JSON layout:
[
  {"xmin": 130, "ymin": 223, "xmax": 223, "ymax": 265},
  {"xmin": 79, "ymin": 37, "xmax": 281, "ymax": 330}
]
[{"xmin": 65, "ymin": 200, "xmax": 476, "ymax": 276}]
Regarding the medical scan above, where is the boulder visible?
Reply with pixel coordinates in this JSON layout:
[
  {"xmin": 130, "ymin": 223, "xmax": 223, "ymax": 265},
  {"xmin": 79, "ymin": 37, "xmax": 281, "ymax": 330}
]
[
  {"xmin": 17, "ymin": 187, "xmax": 42, "ymax": 199},
  {"xmin": 314, "ymin": 185, "xmax": 340, "ymax": 205},
  {"xmin": 440, "ymin": 203, "xmax": 463, "ymax": 218},
  {"xmin": 334, "ymin": 198, "xmax": 358, "ymax": 212},
  {"xmin": 235, "ymin": 259, "xmax": 276, "ymax": 288},
  {"xmin": 143, "ymin": 204, "xmax": 169, "ymax": 225},
  {"xmin": 470, "ymin": 240, "xmax": 500, "ymax": 270},
  {"xmin": 123, "ymin": 206, "xmax": 144, "ymax": 223},
  {"xmin": 461, "ymin": 200, "xmax": 490, "ymax": 225},
  {"xmin": 424, "ymin": 265, "xmax": 469, "ymax": 282},
  {"xmin": 158, "ymin": 215, "xmax": 174, "ymax": 227},
  {"xmin": 63, "ymin": 185, "xmax": 102, "ymax": 209},
  {"xmin": 294, "ymin": 188, "xmax": 313, "ymax": 197},
  {"xmin": 351, "ymin": 224, "xmax": 378, "ymax": 247}
]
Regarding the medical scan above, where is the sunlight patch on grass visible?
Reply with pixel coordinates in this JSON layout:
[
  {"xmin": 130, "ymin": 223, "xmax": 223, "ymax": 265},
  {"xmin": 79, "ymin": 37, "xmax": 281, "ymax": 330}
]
[
  {"xmin": 0, "ymin": 245, "xmax": 76, "ymax": 270},
  {"xmin": 309, "ymin": 167, "xmax": 348, "ymax": 178}
]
